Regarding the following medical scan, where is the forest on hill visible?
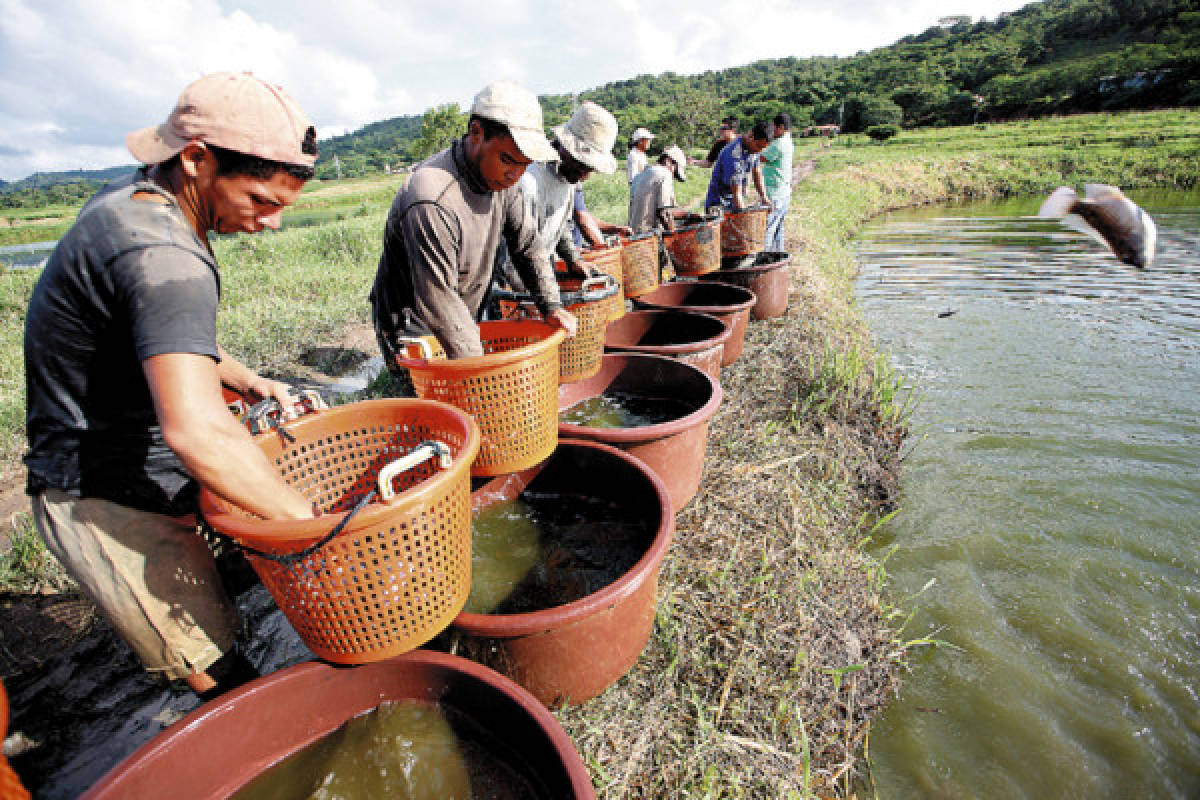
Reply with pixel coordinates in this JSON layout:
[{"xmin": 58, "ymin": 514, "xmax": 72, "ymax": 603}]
[
  {"xmin": 314, "ymin": 0, "xmax": 1196, "ymax": 179},
  {"xmin": 3, "ymin": 0, "xmax": 1196, "ymax": 196}
]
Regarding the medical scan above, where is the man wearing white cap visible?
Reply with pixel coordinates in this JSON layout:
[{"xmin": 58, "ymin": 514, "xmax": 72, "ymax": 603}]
[
  {"xmin": 24, "ymin": 72, "xmax": 319, "ymax": 699},
  {"xmin": 509, "ymin": 101, "xmax": 620, "ymax": 281},
  {"xmin": 627, "ymin": 127, "xmax": 655, "ymax": 185},
  {"xmin": 628, "ymin": 145, "xmax": 689, "ymax": 233},
  {"xmin": 371, "ymin": 80, "xmax": 576, "ymax": 366}
]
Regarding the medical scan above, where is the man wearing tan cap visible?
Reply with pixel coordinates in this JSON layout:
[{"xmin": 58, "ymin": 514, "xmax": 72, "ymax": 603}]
[
  {"xmin": 507, "ymin": 101, "xmax": 622, "ymax": 282},
  {"xmin": 370, "ymin": 80, "xmax": 576, "ymax": 369},
  {"xmin": 626, "ymin": 127, "xmax": 655, "ymax": 185},
  {"xmin": 628, "ymin": 144, "xmax": 690, "ymax": 233},
  {"xmin": 24, "ymin": 71, "xmax": 319, "ymax": 699}
]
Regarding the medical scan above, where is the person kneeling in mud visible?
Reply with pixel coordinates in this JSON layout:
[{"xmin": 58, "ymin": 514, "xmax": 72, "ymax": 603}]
[{"xmin": 23, "ymin": 73, "xmax": 321, "ymax": 700}]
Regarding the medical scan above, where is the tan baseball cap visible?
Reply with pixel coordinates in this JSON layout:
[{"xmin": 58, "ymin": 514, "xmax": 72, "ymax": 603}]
[
  {"xmin": 126, "ymin": 72, "xmax": 317, "ymax": 167},
  {"xmin": 553, "ymin": 101, "xmax": 618, "ymax": 174},
  {"xmin": 663, "ymin": 145, "xmax": 687, "ymax": 182},
  {"xmin": 470, "ymin": 80, "xmax": 557, "ymax": 163}
]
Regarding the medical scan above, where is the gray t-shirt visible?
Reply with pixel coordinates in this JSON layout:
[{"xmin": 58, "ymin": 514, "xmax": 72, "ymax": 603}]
[
  {"xmin": 24, "ymin": 169, "xmax": 221, "ymax": 516},
  {"xmin": 370, "ymin": 138, "xmax": 562, "ymax": 359},
  {"xmin": 627, "ymin": 164, "xmax": 677, "ymax": 233}
]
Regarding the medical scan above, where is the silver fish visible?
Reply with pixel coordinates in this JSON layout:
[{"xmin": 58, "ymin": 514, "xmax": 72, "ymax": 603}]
[{"xmin": 1038, "ymin": 184, "xmax": 1157, "ymax": 268}]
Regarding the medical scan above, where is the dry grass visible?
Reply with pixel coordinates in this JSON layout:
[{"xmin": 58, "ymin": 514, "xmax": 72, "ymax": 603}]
[{"xmin": 555, "ymin": 224, "xmax": 909, "ymax": 797}]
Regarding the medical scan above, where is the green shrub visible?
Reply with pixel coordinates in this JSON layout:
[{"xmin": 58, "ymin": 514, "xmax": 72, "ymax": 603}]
[{"xmin": 866, "ymin": 125, "xmax": 901, "ymax": 142}]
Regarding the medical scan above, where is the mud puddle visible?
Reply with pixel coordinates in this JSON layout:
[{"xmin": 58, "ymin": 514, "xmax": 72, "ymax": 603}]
[{"xmin": 5, "ymin": 571, "xmax": 314, "ymax": 798}]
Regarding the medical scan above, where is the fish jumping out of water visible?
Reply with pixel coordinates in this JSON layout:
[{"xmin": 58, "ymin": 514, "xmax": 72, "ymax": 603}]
[{"xmin": 1038, "ymin": 184, "xmax": 1157, "ymax": 268}]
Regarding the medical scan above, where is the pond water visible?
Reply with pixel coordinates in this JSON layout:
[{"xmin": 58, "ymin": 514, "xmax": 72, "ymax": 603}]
[
  {"xmin": 854, "ymin": 190, "xmax": 1200, "ymax": 798},
  {"xmin": 0, "ymin": 240, "xmax": 55, "ymax": 270}
]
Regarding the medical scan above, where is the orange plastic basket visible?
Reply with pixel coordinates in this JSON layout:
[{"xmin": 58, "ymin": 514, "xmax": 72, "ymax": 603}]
[
  {"xmin": 663, "ymin": 215, "xmax": 721, "ymax": 275},
  {"xmin": 618, "ymin": 232, "xmax": 661, "ymax": 298},
  {"xmin": 497, "ymin": 276, "xmax": 618, "ymax": 384},
  {"xmin": 396, "ymin": 320, "xmax": 565, "ymax": 476},
  {"xmin": 720, "ymin": 206, "xmax": 769, "ymax": 257},
  {"xmin": 0, "ymin": 681, "xmax": 30, "ymax": 800},
  {"xmin": 579, "ymin": 244, "xmax": 627, "ymax": 321},
  {"xmin": 198, "ymin": 399, "xmax": 481, "ymax": 664}
]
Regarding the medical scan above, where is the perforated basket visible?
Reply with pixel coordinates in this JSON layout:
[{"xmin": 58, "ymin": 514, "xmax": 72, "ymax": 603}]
[
  {"xmin": 663, "ymin": 216, "xmax": 721, "ymax": 276},
  {"xmin": 198, "ymin": 398, "xmax": 480, "ymax": 665},
  {"xmin": 618, "ymin": 232, "xmax": 661, "ymax": 298},
  {"xmin": 720, "ymin": 206, "xmax": 768, "ymax": 257},
  {"xmin": 497, "ymin": 276, "xmax": 617, "ymax": 384},
  {"xmin": 396, "ymin": 320, "xmax": 565, "ymax": 476},
  {"xmin": 579, "ymin": 244, "xmax": 627, "ymax": 321}
]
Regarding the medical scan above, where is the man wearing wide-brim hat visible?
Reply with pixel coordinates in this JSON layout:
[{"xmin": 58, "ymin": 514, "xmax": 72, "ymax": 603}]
[
  {"xmin": 506, "ymin": 101, "xmax": 621, "ymax": 283},
  {"xmin": 24, "ymin": 71, "xmax": 320, "ymax": 701},
  {"xmin": 627, "ymin": 127, "xmax": 655, "ymax": 185},
  {"xmin": 370, "ymin": 80, "xmax": 577, "ymax": 367}
]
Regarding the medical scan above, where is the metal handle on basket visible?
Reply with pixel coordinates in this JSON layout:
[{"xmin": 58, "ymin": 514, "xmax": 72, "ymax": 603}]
[
  {"xmin": 581, "ymin": 275, "xmax": 616, "ymax": 301},
  {"xmin": 395, "ymin": 336, "xmax": 435, "ymax": 361},
  {"xmin": 376, "ymin": 440, "xmax": 453, "ymax": 501},
  {"xmin": 246, "ymin": 389, "xmax": 327, "ymax": 436}
]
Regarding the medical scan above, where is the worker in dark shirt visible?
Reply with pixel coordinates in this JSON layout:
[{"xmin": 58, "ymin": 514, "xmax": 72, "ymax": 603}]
[
  {"xmin": 24, "ymin": 72, "xmax": 319, "ymax": 699},
  {"xmin": 371, "ymin": 80, "xmax": 576, "ymax": 369},
  {"xmin": 690, "ymin": 116, "xmax": 739, "ymax": 169}
]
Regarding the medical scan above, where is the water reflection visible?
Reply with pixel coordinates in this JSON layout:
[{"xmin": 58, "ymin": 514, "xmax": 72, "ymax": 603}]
[
  {"xmin": 855, "ymin": 191, "xmax": 1200, "ymax": 798},
  {"xmin": 0, "ymin": 241, "xmax": 55, "ymax": 270}
]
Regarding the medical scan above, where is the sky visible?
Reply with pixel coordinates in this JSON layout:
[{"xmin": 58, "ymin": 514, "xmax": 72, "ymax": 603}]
[{"xmin": 0, "ymin": 0, "xmax": 1032, "ymax": 182}]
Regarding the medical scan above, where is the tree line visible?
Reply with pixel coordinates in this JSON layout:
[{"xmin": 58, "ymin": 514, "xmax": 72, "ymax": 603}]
[{"xmin": 4, "ymin": 0, "xmax": 1197, "ymax": 197}]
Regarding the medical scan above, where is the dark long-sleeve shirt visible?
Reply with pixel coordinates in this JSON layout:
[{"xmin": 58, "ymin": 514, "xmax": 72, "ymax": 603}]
[{"xmin": 370, "ymin": 138, "xmax": 562, "ymax": 358}]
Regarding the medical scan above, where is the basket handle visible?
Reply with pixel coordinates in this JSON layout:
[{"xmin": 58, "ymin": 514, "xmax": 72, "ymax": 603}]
[
  {"xmin": 581, "ymin": 274, "xmax": 618, "ymax": 302},
  {"xmin": 246, "ymin": 389, "xmax": 327, "ymax": 437},
  {"xmin": 395, "ymin": 336, "xmax": 435, "ymax": 361},
  {"xmin": 377, "ymin": 440, "xmax": 453, "ymax": 501}
]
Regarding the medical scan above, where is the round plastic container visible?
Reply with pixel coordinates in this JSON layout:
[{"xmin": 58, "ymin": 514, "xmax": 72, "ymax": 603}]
[
  {"xmin": 662, "ymin": 215, "xmax": 722, "ymax": 276},
  {"xmin": 397, "ymin": 320, "xmax": 566, "ymax": 476},
  {"xmin": 199, "ymin": 398, "xmax": 480, "ymax": 664}
]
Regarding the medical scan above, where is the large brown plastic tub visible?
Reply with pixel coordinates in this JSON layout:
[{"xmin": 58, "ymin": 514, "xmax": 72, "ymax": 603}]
[
  {"xmin": 83, "ymin": 651, "xmax": 595, "ymax": 800},
  {"xmin": 603, "ymin": 309, "xmax": 731, "ymax": 380},
  {"xmin": 632, "ymin": 280, "xmax": 756, "ymax": 365},
  {"xmin": 558, "ymin": 354, "xmax": 722, "ymax": 511},
  {"xmin": 454, "ymin": 441, "xmax": 673, "ymax": 708},
  {"xmin": 700, "ymin": 250, "xmax": 792, "ymax": 320}
]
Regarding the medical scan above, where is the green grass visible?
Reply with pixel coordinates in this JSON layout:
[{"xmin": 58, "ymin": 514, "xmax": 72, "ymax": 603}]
[
  {"xmin": 0, "ymin": 512, "xmax": 71, "ymax": 592},
  {"xmin": 584, "ymin": 161, "xmax": 713, "ymax": 224}
]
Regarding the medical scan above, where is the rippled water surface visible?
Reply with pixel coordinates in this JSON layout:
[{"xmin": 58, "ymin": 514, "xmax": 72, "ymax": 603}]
[{"xmin": 854, "ymin": 190, "xmax": 1200, "ymax": 799}]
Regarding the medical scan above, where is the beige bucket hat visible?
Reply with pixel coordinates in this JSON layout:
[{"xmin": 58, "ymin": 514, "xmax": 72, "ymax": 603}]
[
  {"xmin": 470, "ymin": 80, "xmax": 558, "ymax": 162},
  {"xmin": 126, "ymin": 72, "xmax": 316, "ymax": 167},
  {"xmin": 663, "ymin": 144, "xmax": 687, "ymax": 182},
  {"xmin": 553, "ymin": 101, "xmax": 618, "ymax": 174}
]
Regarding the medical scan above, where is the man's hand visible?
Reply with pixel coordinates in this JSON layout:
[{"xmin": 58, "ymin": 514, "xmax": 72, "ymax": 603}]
[
  {"xmin": 245, "ymin": 378, "xmax": 301, "ymax": 419},
  {"xmin": 546, "ymin": 307, "xmax": 578, "ymax": 338},
  {"xmin": 614, "ymin": 225, "xmax": 633, "ymax": 237}
]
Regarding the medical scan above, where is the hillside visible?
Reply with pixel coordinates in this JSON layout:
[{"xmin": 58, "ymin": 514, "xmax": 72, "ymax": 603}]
[
  {"xmin": 315, "ymin": 0, "xmax": 1200, "ymax": 178},
  {"xmin": 4, "ymin": 0, "xmax": 1197, "ymax": 191}
]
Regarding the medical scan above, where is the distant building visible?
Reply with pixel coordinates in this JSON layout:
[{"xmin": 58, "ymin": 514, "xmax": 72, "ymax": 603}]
[{"xmin": 938, "ymin": 15, "xmax": 971, "ymax": 27}]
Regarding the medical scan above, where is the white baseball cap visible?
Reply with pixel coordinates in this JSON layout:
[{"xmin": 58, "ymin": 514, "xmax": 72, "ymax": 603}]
[
  {"xmin": 470, "ymin": 80, "xmax": 558, "ymax": 162},
  {"xmin": 631, "ymin": 127, "xmax": 655, "ymax": 143}
]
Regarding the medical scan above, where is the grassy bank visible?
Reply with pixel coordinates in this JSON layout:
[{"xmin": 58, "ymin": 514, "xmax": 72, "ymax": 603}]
[{"xmin": 0, "ymin": 110, "xmax": 1197, "ymax": 793}]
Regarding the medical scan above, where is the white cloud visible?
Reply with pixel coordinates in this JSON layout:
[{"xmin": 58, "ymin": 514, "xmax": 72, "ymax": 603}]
[{"xmin": 0, "ymin": 0, "xmax": 1030, "ymax": 181}]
